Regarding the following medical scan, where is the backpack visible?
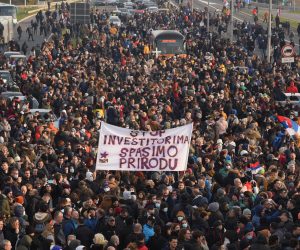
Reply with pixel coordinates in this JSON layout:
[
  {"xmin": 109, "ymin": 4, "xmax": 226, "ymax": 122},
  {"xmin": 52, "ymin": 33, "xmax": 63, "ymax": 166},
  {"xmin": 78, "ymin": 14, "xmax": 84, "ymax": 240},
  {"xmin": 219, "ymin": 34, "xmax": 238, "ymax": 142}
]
[{"xmin": 34, "ymin": 222, "xmax": 45, "ymax": 234}]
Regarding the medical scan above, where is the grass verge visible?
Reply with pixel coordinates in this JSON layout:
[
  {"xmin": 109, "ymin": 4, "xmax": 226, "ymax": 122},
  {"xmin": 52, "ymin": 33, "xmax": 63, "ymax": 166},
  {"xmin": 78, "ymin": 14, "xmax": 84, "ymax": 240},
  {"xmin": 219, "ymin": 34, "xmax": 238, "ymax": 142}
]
[
  {"xmin": 240, "ymin": 8, "xmax": 299, "ymax": 29},
  {"xmin": 17, "ymin": 6, "xmax": 41, "ymax": 21}
]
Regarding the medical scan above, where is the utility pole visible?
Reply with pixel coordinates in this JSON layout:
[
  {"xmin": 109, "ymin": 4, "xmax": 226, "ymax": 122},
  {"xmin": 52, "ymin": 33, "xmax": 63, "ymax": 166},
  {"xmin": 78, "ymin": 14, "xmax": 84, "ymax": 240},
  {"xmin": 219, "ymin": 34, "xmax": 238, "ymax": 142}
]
[
  {"xmin": 267, "ymin": 0, "xmax": 272, "ymax": 63},
  {"xmin": 207, "ymin": 0, "xmax": 210, "ymax": 33},
  {"xmin": 230, "ymin": 0, "xmax": 233, "ymax": 42}
]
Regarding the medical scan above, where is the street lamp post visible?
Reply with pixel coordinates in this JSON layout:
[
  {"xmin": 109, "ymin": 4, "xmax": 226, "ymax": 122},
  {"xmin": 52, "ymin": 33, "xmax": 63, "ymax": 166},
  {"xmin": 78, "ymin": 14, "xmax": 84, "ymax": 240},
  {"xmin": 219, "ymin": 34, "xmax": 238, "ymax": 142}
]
[
  {"xmin": 207, "ymin": 0, "xmax": 210, "ymax": 33},
  {"xmin": 230, "ymin": 0, "xmax": 233, "ymax": 42},
  {"xmin": 267, "ymin": 0, "xmax": 272, "ymax": 63}
]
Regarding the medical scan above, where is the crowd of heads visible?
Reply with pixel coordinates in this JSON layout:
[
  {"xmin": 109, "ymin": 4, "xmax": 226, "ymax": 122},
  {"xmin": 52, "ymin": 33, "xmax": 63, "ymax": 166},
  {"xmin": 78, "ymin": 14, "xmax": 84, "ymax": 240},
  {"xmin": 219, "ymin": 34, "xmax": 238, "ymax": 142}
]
[{"xmin": 0, "ymin": 1, "xmax": 299, "ymax": 250}]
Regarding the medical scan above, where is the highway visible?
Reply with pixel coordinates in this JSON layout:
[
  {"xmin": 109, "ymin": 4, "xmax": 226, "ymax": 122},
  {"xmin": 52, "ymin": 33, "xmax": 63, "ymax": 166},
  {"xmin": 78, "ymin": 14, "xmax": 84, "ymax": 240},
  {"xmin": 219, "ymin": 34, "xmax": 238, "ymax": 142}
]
[{"xmin": 189, "ymin": 0, "xmax": 300, "ymax": 48}]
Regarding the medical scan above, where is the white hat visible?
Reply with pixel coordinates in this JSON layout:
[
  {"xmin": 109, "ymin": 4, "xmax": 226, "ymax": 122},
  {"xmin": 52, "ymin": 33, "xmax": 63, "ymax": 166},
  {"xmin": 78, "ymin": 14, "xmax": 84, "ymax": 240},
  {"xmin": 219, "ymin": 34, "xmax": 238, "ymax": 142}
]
[
  {"xmin": 86, "ymin": 171, "xmax": 93, "ymax": 182},
  {"xmin": 123, "ymin": 190, "xmax": 131, "ymax": 200},
  {"xmin": 240, "ymin": 150, "xmax": 249, "ymax": 156},
  {"xmin": 217, "ymin": 139, "xmax": 223, "ymax": 145},
  {"xmin": 14, "ymin": 156, "xmax": 21, "ymax": 162},
  {"xmin": 75, "ymin": 246, "xmax": 86, "ymax": 250},
  {"xmin": 229, "ymin": 141, "xmax": 236, "ymax": 147}
]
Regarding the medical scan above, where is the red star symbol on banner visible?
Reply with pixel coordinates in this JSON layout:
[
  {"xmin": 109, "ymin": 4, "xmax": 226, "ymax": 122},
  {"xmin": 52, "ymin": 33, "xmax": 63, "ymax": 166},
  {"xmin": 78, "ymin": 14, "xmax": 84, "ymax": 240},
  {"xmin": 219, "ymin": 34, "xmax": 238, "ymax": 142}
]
[{"xmin": 100, "ymin": 152, "xmax": 108, "ymax": 158}]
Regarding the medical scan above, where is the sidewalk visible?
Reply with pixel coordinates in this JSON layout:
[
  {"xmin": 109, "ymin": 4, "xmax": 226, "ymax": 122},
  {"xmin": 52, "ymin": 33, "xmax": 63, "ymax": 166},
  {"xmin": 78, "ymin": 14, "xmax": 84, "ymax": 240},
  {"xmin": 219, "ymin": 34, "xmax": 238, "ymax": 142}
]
[{"xmin": 239, "ymin": 7, "xmax": 300, "ymax": 30}]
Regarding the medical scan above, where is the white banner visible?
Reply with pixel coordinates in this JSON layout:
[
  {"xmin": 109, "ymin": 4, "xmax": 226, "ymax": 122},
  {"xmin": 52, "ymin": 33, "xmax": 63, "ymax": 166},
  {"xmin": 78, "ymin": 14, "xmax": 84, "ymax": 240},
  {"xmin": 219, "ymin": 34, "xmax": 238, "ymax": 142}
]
[{"xmin": 96, "ymin": 122, "xmax": 193, "ymax": 171}]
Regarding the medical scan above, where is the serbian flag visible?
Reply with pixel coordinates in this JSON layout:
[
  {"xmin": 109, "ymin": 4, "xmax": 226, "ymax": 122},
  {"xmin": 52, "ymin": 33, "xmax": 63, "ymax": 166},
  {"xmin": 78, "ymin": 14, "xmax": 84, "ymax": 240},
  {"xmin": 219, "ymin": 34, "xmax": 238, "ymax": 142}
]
[
  {"xmin": 277, "ymin": 115, "xmax": 300, "ymax": 135},
  {"xmin": 247, "ymin": 161, "xmax": 263, "ymax": 174}
]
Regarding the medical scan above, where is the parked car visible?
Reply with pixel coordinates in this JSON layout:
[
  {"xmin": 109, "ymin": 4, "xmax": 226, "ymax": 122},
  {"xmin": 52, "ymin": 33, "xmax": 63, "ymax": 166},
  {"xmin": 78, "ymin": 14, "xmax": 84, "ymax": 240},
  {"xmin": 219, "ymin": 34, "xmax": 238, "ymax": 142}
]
[
  {"xmin": 0, "ymin": 92, "xmax": 39, "ymax": 109},
  {"xmin": 0, "ymin": 70, "xmax": 20, "ymax": 91},
  {"xmin": 91, "ymin": 0, "xmax": 118, "ymax": 6},
  {"xmin": 124, "ymin": 1, "xmax": 135, "ymax": 8},
  {"xmin": 0, "ymin": 91, "xmax": 22, "ymax": 98},
  {"xmin": 109, "ymin": 15, "xmax": 122, "ymax": 26},
  {"xmin": 142, "ymin": 0, "xmax": 157, "ymax": 7},
  {"xmin": 3, "ymin": 51, "xmax": 21, "ymax": 59},
  {"xmin": 8, "ymin": 96, "xmax": 39, "ymax": 109},
  {"xmin": 117, "ymin": 7, "xmax": 133, "ymax": 17},
  {"xmin": 146, "ymin": 6, "xmax": 158, "ymax": 12},
  {"xmin": 29, "ymin": 109, "xmax": 59, "ymax": 128}
]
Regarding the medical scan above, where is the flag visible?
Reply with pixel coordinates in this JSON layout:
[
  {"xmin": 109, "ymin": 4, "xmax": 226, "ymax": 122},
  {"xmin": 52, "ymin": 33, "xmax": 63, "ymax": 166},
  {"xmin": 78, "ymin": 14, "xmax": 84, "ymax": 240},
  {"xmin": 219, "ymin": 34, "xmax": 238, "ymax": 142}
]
[
  {"xmin": 277, "ymin": 115, "xmax": 300, "ymax": 135},
  {"xmin": 247, "ymin": 161, "xmax": 263, "ymax": 174}
]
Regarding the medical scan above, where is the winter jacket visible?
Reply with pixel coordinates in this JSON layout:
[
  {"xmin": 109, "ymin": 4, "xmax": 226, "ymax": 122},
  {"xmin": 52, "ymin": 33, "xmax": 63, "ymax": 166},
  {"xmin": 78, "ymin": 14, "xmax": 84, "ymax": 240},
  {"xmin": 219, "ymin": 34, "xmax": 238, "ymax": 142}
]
[
  {"xmin": 147, "ymin": 234, "xmax": 167, "ymax": 250},
  {"xmin": 63, "ymin": 219, "xmax": 78, "ymax": 237},
  {"xmin": 54, "ymin": 223, "xmax": 66, "ymax": 247},
  {"xmin": 143, "ymin": 223, "xmax": 154, "ymax": 243},
  {"xmin": 16, "ymin": 234, "xmax": 33, "ymax": 250},
  {"xmin": 4, "ymin": 225, "xmax": 22, "ymax": 249},
  {"xmin": 75, "ymin": 224, "xmax": 94, "ymax": 247},
  {"xmin": 0, "ymin": 194, "xmax": 11, "ymax": 218},
  {"xmin": 100, "ymin": 224, "xmax": 117, "ymax": 242},
  {"xmin": 30, "ymin": 234, "xmax": 52, "ymax": 250}
]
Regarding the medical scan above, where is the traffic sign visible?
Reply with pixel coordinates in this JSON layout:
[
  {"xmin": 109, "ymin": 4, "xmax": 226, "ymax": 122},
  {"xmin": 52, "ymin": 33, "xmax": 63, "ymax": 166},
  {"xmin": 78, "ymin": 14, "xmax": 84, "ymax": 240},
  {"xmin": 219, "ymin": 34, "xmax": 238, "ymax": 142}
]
[
  {"xmin": 281, "ymin": 57, "xmax": 295, "ymax": 63},
  {"xmin": 281, "ymin": 44, "xmax": 296, "ymax": 57}
]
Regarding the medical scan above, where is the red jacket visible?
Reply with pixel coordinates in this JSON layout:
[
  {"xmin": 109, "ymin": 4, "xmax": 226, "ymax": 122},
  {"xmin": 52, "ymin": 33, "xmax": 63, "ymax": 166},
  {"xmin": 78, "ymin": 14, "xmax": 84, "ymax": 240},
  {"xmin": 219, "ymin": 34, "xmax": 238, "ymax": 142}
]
[
  {"xmin": 286, "ymin": 82, "xmax": 298, "ymax": 93},
  {"xmin": 138, "ymin": 245, "xmax": 148, "ymax": 250}
]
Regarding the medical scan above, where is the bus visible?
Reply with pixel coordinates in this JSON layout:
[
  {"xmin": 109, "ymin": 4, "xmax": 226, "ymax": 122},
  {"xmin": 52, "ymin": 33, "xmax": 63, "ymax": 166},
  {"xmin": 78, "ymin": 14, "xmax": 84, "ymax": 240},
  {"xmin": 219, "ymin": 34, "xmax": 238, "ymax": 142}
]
[
  {"xmin": 0, "ymin": 4, "xmax": 17, "ymax": 24},
  {"xmin": 150, "ymin": 30, "xmax": 186, "ymax": 56}
]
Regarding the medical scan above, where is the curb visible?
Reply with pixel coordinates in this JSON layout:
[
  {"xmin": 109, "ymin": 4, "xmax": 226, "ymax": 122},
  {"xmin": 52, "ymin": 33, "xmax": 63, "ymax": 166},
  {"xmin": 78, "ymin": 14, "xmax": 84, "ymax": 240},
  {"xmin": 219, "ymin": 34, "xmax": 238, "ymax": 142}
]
[{"xmin": 18, "ymin": 0, "xmax": 79, "ymax": 23}]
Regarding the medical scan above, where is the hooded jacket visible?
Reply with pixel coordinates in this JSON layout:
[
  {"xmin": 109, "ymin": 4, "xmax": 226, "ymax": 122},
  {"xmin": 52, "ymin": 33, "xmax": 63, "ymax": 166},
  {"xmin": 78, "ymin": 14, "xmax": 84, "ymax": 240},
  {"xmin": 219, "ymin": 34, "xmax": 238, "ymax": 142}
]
[
  {"xmin": 16, "ymin": 234, "xmax": 33, "ymax": 250},
  {"xmin": 0, "ymin": 194, "xmax": 10, "ymax": 218}
]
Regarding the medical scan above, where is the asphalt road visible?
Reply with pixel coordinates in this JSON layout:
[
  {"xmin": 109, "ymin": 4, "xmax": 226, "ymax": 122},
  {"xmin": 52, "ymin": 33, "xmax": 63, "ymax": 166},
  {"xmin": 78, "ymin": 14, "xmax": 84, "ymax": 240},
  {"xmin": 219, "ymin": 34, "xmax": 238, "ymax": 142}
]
[
  {"xmin": 13, "ymin": 5, "xmax": 117, "ymax": 54},
  {"xmin": 13, "ymin": 2, "xmax": 299, "ymax": 56},
  {"xmin": 190, "ymin": 0, "xmax": 300, "ymax": 48},
  {"xmin": 13, "ymin": 15, "xmax": 50, "ymax": 54}
]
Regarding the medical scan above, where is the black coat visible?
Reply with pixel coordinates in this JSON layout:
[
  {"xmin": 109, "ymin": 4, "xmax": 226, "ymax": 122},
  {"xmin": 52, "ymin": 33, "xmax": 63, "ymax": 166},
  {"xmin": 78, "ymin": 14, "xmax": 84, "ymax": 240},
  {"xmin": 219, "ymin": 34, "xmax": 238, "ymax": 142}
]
[
  {"xmin": 100, "ymin": 224, "xmax": 117, "ymax": 243},
  {"xmin": 147, "ymin": 234, "xmax": 168, "ymax": 250},
  {"xmin": 75, "ymin": 224, "xmax": 94, "ymax": 248},
  {"xmin": 30, "ymin": 234, "xmax": 52, "ymax": 250},
  {"xmin": 90, "ymin": 244, "xmax": 105, "ymax": 250},
  {"xmin": 4, "ymin": 225, "xmax": 22, "ymax": 249}
]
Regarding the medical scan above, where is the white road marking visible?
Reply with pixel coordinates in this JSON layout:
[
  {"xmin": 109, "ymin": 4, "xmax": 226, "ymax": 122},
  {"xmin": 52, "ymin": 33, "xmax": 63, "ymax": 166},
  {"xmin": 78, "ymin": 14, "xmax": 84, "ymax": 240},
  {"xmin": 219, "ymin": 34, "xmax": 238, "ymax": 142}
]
[
  {"xmin": 197, "ymin": 0, "xmax": 244, "ymax": 21},
  {"xmin": 196, "ymin": 0, "xmax": 299, "ymax": 46}
]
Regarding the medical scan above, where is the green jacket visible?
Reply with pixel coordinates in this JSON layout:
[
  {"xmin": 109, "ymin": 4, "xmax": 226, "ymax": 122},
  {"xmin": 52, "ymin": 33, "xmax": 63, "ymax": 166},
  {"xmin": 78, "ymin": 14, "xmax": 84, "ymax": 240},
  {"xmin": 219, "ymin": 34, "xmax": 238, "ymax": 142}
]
[{"xmin": 0, "ymin": 194, "xmax": 11, "ymax": 218}]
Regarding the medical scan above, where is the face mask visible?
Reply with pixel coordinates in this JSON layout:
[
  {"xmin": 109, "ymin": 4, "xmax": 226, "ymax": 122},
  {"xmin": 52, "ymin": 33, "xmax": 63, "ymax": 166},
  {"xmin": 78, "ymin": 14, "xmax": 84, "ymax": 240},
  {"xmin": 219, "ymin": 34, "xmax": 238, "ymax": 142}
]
[
  {"xmin": 70, "ymin": 167, "xmax": 74, "ymax": 173},
  {"xmin": 155, "ymin": 203, "xmax": 160, "ymax": 209},
  {"xmin": 246, "ymin": 235, "xmax": 252, "ymax": 240},
  {"xmin": 148, "ymin": 211, "xmax": 154, "ymax": 216},
  {"xmin": 104, "ymin": 187, "xmax": 110, "ymax": 192},
  {"xmin": 163, "ymin": 208, "xmax": 168, "ymax": 213},
  {"xmin": 196, "ymin": 113, "xmax": 202, "ymax": 119},
  {"xmin": 131, "ymin": 195, "xmax": 137, "ymax": 201},
  {"xmin": 177, "ymin": 216, "xmax": 183, "ymax": 221},
  {"xmin": 12, "ymin": 174, "xmax": 19, "ymax": 179},
  {"xmin": 182, "ymin": 223, "xmax": 188, "ymax": 228}
]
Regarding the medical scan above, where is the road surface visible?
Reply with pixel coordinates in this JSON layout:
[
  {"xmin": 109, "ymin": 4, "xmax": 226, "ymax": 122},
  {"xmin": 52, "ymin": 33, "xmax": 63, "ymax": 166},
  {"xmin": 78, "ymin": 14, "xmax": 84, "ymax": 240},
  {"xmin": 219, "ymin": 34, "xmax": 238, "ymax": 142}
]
[
  {"xmin": 13, "ymin": 15, "xmax": 50, "ymax": 54},
  {"xmin": 189, "ymin": 0, "xmax": 300, "ymax": 48}
]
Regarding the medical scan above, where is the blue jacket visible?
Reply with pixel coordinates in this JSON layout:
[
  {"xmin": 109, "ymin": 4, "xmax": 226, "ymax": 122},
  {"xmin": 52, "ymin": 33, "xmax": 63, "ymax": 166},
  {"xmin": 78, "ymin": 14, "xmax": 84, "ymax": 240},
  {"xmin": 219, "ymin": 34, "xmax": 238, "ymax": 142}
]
[
  {"xmin": 63, "ymin": 219, "xmax": 78, "ymax": 237},
  {"xmin": 143, "ymin": 223, "xmax": 154, "ymax": 243},
  {"xmin": 84, "ymin": 218, "xmax": 98, "ymax": 233}
]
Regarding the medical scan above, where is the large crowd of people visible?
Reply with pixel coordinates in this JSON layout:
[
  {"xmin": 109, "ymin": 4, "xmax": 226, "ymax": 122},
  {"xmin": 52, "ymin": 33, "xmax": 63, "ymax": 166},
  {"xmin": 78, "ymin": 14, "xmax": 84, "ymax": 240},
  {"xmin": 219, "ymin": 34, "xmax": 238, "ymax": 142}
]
[{"xmin": 0, "ymin": 1, "xmax": 299, "ymax": 250}]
